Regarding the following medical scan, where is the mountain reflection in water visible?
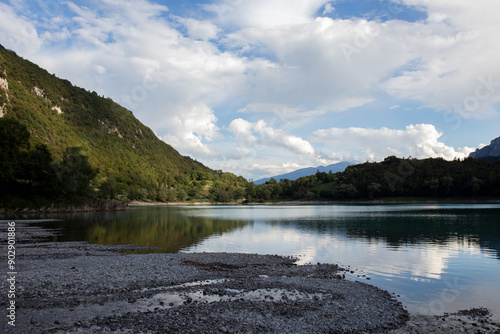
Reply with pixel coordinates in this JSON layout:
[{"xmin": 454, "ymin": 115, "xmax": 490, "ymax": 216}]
[{"xmin": 31, "ymin": 207, "xmax": 248, "ymax": 253}]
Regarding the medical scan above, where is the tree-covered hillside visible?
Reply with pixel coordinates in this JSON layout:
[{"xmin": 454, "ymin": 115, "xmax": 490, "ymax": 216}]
[
  {"xmin": 0, "ymin": 45, "xmax": 246, "ymax": 207},
  {"xmin": 253, "ymin": 156, "xmax": 500, "ymax": 201}
]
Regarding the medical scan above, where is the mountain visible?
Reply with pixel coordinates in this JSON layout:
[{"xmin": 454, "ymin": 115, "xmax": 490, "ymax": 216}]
[
  {"xmin": 469, "ymin": 135, "xmax": 500, "ymax": 159},
  {"xmin": 0, "ymin": 44, "xmax": 218, "ymax": 198},
  {"xmin": 253, "ymin": 162, "xmax": 354, "ymax": 185}
]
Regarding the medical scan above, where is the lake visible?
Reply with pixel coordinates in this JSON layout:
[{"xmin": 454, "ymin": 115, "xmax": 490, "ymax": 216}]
[{"xmin": 24, "ymin": 203, "xmax": 500, "ymax": 320}]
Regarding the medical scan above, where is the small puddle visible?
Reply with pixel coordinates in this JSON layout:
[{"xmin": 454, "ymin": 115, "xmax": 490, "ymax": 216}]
[
  {"xmin": 139, "ymin": 279, "xmax": 228, "ymax": 293},
  {"xmin": 137, "ymin": 285, "xmax": 326, "ymax": 312},
  {"xmin": 19, "ymin": 279, "xmax": 327, "ymax": 329}
]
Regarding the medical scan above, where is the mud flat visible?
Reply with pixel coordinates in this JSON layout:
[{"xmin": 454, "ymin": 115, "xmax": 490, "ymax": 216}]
[{"xmin": 1, "ymin": 221, "xmax": 499, "ymax": 333}]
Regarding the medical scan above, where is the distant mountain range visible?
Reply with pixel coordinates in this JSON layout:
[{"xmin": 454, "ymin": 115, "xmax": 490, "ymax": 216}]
[
  {"xmin": 469, "ymin": 135, "xmax": 500, "ymax": 160},
  {"xmin": 253, "ymin": 162, "xmax": 354, "ymax": 185}
]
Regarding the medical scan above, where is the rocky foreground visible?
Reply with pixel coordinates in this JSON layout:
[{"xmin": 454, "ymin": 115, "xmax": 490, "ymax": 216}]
[{"xmin": 1, "ymin": 221, "xmax": 499, "ymax": 333}]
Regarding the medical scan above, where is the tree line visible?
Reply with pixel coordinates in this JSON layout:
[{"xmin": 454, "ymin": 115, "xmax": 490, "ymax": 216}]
[
  {"xmin": 2, "ymin": 117, "xmax": 499, "ymax": 208},
  {"xmin": 254, "ymin": 155, "xmax": 500, "ymax": 201},
  {"xmin": 0, "ymin": 119, "xmax": 97, "ymax": 207}
]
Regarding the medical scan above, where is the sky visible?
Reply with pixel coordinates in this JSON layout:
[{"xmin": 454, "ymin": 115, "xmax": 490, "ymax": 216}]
[{"xmin": 0, "ymin": 0, "xmax": 499, "ymax": 180}]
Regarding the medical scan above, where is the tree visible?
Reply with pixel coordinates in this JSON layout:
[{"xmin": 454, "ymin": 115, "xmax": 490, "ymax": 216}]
[
  {"xmin": 367, "ymin": 183, "xmax": 381, "ymax": 199},
  {"xmin": 337, "ymin": 184, "xmax": 358, "ymax": 198},
  {"xmin": 232, "ymin": 188, "xmax": 245, "ymax": 201},
  {"xmin": 177, "ymin": 189, "xmax": 188, "ymax": 202},
  {"xmin": 440, "ymin": 176, "xmax": 453, "ymax": 195},
  {"xmin": 468, "ymin": 177, "xmax": 483, "ymax": 196},
  {"xmin": 216, "ymin": 190, "xmax": 231, "ymax": 202},
  {"xmin": 246, "ymin": 183, "xmax": 256, "ymax": 200},
  {"xmin": 0, "ymin": 118, "xmax": 30, "ymax": 186},
  {"xmin": 157, "ymin": 187, "xmax": 176, "ymax": 202},
  {"xmin": 99, "ymin": 175, "xmax": 119, "ymax": 199},
  {"xmin": 21, "ymin": 144, "xmax": 56, "ymax": 195},
  {"xmin": 53, "ymin": 147, "xmax": 98, "ymax": 198},
  {"xmin": 424, "ymin": 178, "xmax": 440, "ymax": 197}
]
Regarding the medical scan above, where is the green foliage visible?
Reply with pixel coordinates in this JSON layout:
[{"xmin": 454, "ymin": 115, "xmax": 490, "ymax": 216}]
[
  {"xmin": 253, "ymin": 156, "xmax": 500, "ymax": 201},
  {"xmin": 52, "ymin": 147, "xmax": 98, "ymax": 198},
  {"xmin": 1, "ymin": 44, "xmax": 248, "ymax": 204},
  {"xmin": 0, "ymin": 118, "xmax": 30, "ymax": 183},
  {"xmin": 0, "ymin": 119, "xmax": 97, "ymax": 206}
]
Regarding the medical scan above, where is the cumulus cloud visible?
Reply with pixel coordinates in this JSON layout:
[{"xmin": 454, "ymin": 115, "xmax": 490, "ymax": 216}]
[
  {"xmin": 323, "ymin": 3, "xmax": 335, "ymax": 15},
  {"xmin": 223, "ymin": 17, "xmax": 409, "ymax": 117},
  {"xmin": 203, "ymin": 0, "xmax": 329, "ymax": 29},
  {"xmin": 378, "ymin": 0, "xmax": 500, "ymax": 117},
  {"xmin": 312, "ymin": 124, "xmax": 474, "ymax": 161},
  {"xmin": 228, "ymin": 118, "xmax": 315, "ymax": 156},
  {"xmin": 177, "ymin": 17, "xmax": 220, "ymax": 40},
  {"xmin": 162, "ymin": 102, "xmax": 221, "ymax": 157},
  {"xmin": 224, "ymin": 1, "xmax": 500, "ymax": 119}
]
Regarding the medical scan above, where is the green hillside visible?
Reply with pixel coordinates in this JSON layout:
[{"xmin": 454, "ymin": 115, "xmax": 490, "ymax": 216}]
[{"xmin": 0, "ymin": 44, "xmax": 248, "ymax": 206}]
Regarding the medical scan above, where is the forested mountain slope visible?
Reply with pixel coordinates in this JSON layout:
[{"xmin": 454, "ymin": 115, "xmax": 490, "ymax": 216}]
[
  {"xmin": 0, "ymin": 45, "xmax": 212, "ymax": 187},
  {"xmin": 0, "ymin": 45, "xmax": 252, "ymax": 206}
]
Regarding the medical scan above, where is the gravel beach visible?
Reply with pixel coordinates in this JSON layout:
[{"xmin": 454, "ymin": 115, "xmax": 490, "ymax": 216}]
[{"xmin": 1, "ymin": 221, "xmax": 499, "ymax": 333}]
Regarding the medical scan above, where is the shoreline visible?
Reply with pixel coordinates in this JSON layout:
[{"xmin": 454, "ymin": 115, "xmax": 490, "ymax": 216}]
[
  {"xmin": 2, "ymin": 197, "xmax": 498, "ymax": 215},
  {"xmin": 1, "ymin": 221, "xmax": 499, "ymax": 333},
  {"xmin": 0, "ymin": 199, "xmax": 129, "ymax": 214},
  {"xmin": 129, "ymin": 197, "xmax": 500, "ymax": 207}
]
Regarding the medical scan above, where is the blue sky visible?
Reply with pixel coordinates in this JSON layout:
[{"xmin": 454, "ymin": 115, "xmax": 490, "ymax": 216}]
[{"xmin": 1, "ymin": 0, "xmax": 499, "ymax": 180}]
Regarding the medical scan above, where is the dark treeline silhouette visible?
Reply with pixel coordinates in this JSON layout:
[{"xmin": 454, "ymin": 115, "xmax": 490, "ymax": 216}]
[
  {"xmin": 0, "ymin": 118, "xmax": 97, "ymax": 207},
  {"xmin": 251, "ymin": 155, "xmax": 500, "ymax": 202}
]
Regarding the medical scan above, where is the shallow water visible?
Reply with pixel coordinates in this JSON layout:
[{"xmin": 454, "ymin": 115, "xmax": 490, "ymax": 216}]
[{"xmin": 16, "ymin": 203, "xmax": 500, "ymax": 320}]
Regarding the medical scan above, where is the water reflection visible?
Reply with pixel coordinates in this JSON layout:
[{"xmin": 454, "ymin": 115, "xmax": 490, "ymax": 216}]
[
  {"xmin": 181, "ymin": 205, "xmax": 500, "ymax": 260},
  {"xmin": 33, "ymin": 207, "xmax": 248, "ymax": 253},
  {"xmin": 13, "ymin": 204, "xmax": 500, "ymax": 319},
  {"xmin": 180, "ymin": 204, "xmax": 500, "ymax": 319}
]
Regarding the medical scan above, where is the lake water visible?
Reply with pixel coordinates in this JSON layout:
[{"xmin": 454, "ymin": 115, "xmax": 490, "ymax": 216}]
[{"xmin": 25, "ymin": 204, "xmax": 500, "ymax": 320}]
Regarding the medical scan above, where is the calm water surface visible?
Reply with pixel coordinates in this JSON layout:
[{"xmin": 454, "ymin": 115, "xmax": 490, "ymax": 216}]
[{"xmin": 24, "ymin": 204, "xmax": 500, "ymax": 320}]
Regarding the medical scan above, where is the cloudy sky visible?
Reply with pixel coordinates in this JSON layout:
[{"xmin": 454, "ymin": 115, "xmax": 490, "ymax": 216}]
[{"xmin": 1, "ymin": 0, "xmax": 499, "ymax": 180}]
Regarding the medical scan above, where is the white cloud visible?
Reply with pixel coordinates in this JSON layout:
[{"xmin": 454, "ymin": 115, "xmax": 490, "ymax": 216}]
[
  {"xmin": 237, "ymin": 103, "xmax": 300, "ymax": 116},
  {"xmin": 312, "ymin": 124, "xmax": 474, "ymax": 161},
  {"xmin": 223, "ymin": 2, "xmax": 500, "ymax": 119},
  {"xmin": 378, "ymin": 0, "xmax": 500, "ymax": 117},
  {"xmin": 227, "ymin": 118, "xmax": 258, "ymax": 143},
  {"xmin": 203, "ymin": 0, "xmax": 329, "ymax": 29},
  {"xmin": 223, "ymin": 17, "xmax": 409, "ymax": 117},
  {"xmin": 216, "ymin": 161, "xmax": 312, "ymax": 182},
  {"xmin": 323, "ymin": 3, "xmax": 335, "ymax": 15},
  {"xmin": 162, "ymin": 102, "xmax": 220, "ymax": 158},
  {"xmin": 229, "ymin": 118, "xmax": 315, "ymax": 156},
  {"xmin": 177, "ymin": 17, "xmax": 220, "ymax": 40},
  {"xmin": 0, "ymin": 3, "xmax": 42, "ymax": 54}
]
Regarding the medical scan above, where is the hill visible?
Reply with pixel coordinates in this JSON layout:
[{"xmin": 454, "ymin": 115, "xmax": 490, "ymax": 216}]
[
  {"xmin": 254, "ymin": 162, "xmax": 354, "ymax": 185},
  {"xmin": 0, "ymin": 45, "xmax": 247, "ymax": 206},
  {"xmin": 469, "ymin": 135, "xmax": 500, "ymax": 159},
  {"xmin": 252, "ymin": 156, "xmax": 500, "ymax": 201}
]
